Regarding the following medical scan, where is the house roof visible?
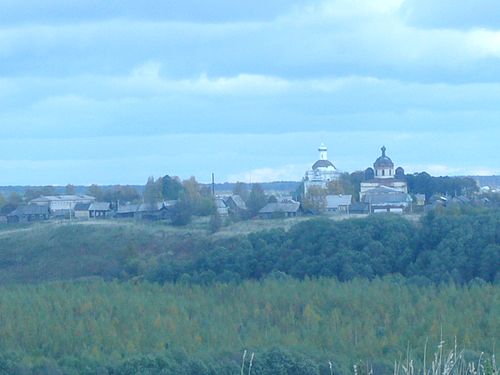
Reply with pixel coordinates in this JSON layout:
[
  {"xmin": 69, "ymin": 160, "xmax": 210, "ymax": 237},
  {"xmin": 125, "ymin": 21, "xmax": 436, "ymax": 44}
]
[
  {"xmin": 31, "ymin": 195, "xmax": 95, "ymax": 203},
  {"xmin": 215, "ymin": 198, "xmax": 227, "ymax": 209},
  {"xmin": 259, "ymin": 201, "xmax": 300, "ymax": 214},
  {"xmin": 364, "ymin": 186, "xmax": 403, "ymax": 194},
  {"xmin": 117, "ymin": 204, "xmax": 140, "ymax": 214},
  {"xmin": 89, "ymin": 202, "xmax": 111, "ymax": 211},
  {"xmin": 225, "ymin": 195, "xmax": 247, "ymax": 210},
  {"xmin": 326, "ymin": 195, "xmax": 352, "ymax": 209},
  {"xmin": 362, "ymin": 187, "xmax": 412, "ymax": 205},
  {"xmin": 74, "ymin": 203, "xmax": 91, "ymax": 211},
  {"xmin": 8, "ymin": 204, "xmax": 49, "ymax": 216},
  {"xmin": 137, "ymin": 202, "xmax": 165, "ymax": 212}
]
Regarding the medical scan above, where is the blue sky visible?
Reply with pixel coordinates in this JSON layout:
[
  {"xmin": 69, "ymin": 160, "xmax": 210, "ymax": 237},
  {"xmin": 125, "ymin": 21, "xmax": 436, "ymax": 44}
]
[{"xmin": 0, "ymin": 0, "xmax": 499, "ymax": 185}]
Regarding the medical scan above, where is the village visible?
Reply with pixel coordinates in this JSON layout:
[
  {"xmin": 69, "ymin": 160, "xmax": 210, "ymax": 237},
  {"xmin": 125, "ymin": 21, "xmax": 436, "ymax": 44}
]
[{"xmin": 2, "ymin": 144, "xmax": 489, "ymax": 225}]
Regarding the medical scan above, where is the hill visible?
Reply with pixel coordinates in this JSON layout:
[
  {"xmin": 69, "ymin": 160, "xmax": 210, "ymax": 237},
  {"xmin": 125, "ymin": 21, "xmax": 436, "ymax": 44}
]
[{"xmin": 0, "ymin": 208, "xmax": 498, "ymax": 285}]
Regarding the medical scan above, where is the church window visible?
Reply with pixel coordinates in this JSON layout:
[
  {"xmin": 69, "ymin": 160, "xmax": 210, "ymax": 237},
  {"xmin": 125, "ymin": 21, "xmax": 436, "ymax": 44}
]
[{"xmin": 382, "ymin": 170, "xmax": 385, "ymax": 176}]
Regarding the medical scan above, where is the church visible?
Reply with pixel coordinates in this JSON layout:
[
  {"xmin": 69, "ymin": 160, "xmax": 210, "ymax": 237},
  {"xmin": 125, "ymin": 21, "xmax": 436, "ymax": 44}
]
[
  {"xmin": 360, "ymin": 146, "xmax": 412, "ymax": 213},
  {"xmin": 303, "ymin": 143, "xmax": 341, "ymax": 194}
]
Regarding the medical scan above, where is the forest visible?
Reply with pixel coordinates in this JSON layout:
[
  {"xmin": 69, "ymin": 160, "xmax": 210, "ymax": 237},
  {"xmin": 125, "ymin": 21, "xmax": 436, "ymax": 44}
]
[
  {"xmin": 148, "ymin": 208, "xmax": 500, "ymax": 285},
  {"xmin": 0, "ymin": 279, "xmax": 497, "ymax": 374}
]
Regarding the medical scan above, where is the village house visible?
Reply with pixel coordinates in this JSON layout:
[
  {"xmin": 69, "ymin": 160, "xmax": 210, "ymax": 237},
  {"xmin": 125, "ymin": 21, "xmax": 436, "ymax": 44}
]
[
  {"xmin": 73, "ymin": 203, "xmax": 91, "ymax": 219},
  {"xmin": 89, "ymin": 202, "xmax": 112, "ymax": 219},
  {"xmin": 326, "ymin": 194, "xmax": 352, "ymax": 214},
  {"xmin": 7, "ymin": 204, "xmax": 50, "ymax": 223},
  {"xmin": 115, "ymin": 201, "xmax": 176, "ymax": 221},
  {"xmin": 258, "ymin": 200, "xmax": 301, "ymax": 219},
  {"xmin": 215, "ymin": 197, "xmax": 229, "ymax": 216},
  {"xmin": 224, "ymin": 195, "xmax": 247, "ymax": 215},
  {"xmin": 115, "ymin": 204, "xmax": 140, "ymax": 219},
  {"xmin": 31, "ymin": 195, "xmax": 96, "ymax": 216},
  {"xmin": 362, "ymin": 186, "xmax": 413, "ymax": 214}
]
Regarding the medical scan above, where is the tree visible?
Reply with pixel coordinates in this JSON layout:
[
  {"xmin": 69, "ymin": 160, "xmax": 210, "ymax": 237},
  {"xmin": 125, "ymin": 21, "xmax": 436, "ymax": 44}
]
[
  {"xmin": 87, "ymin": 184, "xmax": 104, "ymax": 201},
  {"xmin": 183, "ymin": 177, "xmax": 201, "ymax": 206},
  {"xmin": 232, "ymin": 182, "xmax": 249, "ymax": 202},
  {"xmin": 102, "ymin": 185, "xmax": 141, "ymax": 204},
  {"xmin": 1, "ymin": 192, "xmax": 22, "ymax": 214},
  {"xmin": 24, "ymin": 188, "xmax": 43, "ymax": 201},
  {"xmin": 161, "ymin": 175, "xmax": 183, "ymax": 200},
  {"xmin": 302, "ymin": 186, "xmax": 327, "ymax": 213},
  {"xmin": 181, "ymin": 177, "xmax": 216, "ymax": 216},
  {"xmin": 247, "ymin": 183, "xmax": 267, "ymax": 217},
  {"xmin": 143, "ymin": 177, "xmax": 162, "ymax": 206},
  {"xmin": 349, "ymin": 171, "xmax": 366, "ymax": 202},
  {"xmin": 170, "ymin": 192, "xmax": 192, "ymax": 226},
  {"xmin": 41, "ymin": 186, "xmax": 56, "ymax": 196},
  {"xmin": 65, "ymin": 184, "xmax": 76, "ymax": 195},
  {"xmin": 209, "ymin": 211, "xmax": 222, "ymax": 233},
  {"xmin": 327, "ymin": 172, "xmax": 354, "ymax": 195}
]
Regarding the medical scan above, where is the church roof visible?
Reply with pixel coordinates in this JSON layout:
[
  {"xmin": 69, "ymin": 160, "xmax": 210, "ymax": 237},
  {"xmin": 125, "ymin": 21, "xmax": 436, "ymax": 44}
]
[
  {"xmin": 374, "ymin": 146, "xmax": 394, "ymax": 168},
  {"xmin": 312, "ymin": 159, "xmax": 336, "ymax": 170},
  {"xmin": 362, "ymin": 186, "xmax": 412, "ymax": 205}
]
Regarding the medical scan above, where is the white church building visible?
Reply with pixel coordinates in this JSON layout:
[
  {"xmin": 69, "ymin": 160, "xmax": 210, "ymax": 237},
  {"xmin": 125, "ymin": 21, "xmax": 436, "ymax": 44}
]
[
  {"xmin": 303, "ymin": 143, "xmax": 341, "ymax": 194},
  {"xmin": 360, "ymin": 146, "xmax": 412, "ymax": 213}
]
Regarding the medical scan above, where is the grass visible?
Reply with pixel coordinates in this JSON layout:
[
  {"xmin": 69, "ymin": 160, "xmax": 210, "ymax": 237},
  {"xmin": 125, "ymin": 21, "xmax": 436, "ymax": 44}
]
[{"xmin": 0, "ymin": 213, "xmax": 422, "ymax": 284}]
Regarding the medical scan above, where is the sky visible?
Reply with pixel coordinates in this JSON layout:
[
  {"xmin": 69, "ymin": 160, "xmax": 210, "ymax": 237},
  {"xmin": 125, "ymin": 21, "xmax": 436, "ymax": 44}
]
[{"xmin": 0, "ymin": 0, "xmax": 499, "ymax": 185}]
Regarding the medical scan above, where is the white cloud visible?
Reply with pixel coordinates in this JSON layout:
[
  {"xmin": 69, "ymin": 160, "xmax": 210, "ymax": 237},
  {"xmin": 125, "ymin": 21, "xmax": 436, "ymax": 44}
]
[
  {"xmin": 227, "ymin": 163, "xmax": 310, "ymax": 183},
  {"xmin": 466, "ymin": 29, "xmax": 500, "ymax": 58},
  {"xmin": 404, "ymin": 164, "xmax": 500, "ymax": 177}
]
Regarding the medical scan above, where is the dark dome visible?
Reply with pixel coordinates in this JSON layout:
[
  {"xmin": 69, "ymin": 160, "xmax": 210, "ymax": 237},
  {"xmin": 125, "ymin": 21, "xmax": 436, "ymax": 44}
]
[
  {"xmin": 374, "ymin": 146, "xmax": 394, "ymax": 168},
  {"xmin": 312, "ymin": 159, "xmax": 336, "ymax": 170}
]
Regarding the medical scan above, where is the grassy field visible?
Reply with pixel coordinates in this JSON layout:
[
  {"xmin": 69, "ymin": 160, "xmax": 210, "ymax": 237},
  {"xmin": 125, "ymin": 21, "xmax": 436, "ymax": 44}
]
[{"xmin": 0, "ymin": 217, "xmax": 309, "ymax": 284}]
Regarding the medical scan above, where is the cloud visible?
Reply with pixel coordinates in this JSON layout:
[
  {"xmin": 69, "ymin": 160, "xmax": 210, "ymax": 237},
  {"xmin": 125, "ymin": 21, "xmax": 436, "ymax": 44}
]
[
  {"xmin": 227, "ymin": 164, "xmax": 310, "ymax": 183},
  {"xmin": 401, "ymin": 0, "xmax": 500, "ymax": 30},
  {"xmin": 0, "ymin": 0, "xmax": 499, "ymax": 184},
  {"xmin": 466, "ymin": 29, "xmax": 500, "ymax": 58},
  {"xmin": 404, "ymin": 164, "xmax": 500, "ymax": 177},
  {"xmin": 1, "ymin": 1, "xmax": 500, "ymax": 82},
  {"xmin": 4, "ymin": 67, "xmax": 500, "ymax": 141}
]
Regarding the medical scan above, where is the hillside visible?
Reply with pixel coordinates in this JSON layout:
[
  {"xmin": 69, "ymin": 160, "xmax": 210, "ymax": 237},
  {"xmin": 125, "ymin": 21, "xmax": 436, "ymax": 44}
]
[
  {"xmin": 0, "ymin": 221, "xmax": 200, "ymax": 284},
  {"xmin": 0, "ymin": 209, "xmax": 498, "ymax": 285},
  {"xmin": 0, "ymin": 217, "xmax": 312, "ymax": 284}
]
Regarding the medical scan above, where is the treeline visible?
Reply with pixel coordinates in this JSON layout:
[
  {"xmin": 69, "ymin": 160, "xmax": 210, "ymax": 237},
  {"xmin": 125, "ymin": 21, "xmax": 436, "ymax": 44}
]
[
  {"xmin": 406, "ymin": 172, "xmax": 479, "ymax": 199},
  {"xmin": 147, "ymin": 208, "xmax": 500, "ymax": 285},
  {"xmin": 0, "ymin": 279, "xmax": 497, "ymax": 374}
]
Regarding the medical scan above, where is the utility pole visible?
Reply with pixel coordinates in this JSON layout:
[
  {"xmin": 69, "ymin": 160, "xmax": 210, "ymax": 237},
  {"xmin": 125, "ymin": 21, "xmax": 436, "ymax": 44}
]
[{"xmin": 212, "ymin": 173, "xmax": 215, "ymax": 197}]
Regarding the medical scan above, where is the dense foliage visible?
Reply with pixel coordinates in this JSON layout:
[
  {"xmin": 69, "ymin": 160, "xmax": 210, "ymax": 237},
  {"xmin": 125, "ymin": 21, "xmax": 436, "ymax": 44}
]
[
  {"xmin": 0, "ymin": 279, "xmax": 497, "ymax": 374},
  {"xmin": 405, "ymin": 173, "xmax": 478, "ymax": 199},
  {"xmin": 149, "ymin": 209, "xmax": 500, "ymax": 285}
]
